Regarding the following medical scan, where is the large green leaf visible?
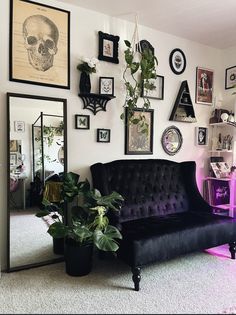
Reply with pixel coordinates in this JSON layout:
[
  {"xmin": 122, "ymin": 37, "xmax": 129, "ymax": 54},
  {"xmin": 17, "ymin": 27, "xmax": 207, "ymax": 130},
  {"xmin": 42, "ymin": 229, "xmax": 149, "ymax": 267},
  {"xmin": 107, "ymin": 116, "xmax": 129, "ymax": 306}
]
[
  {"xmin": 47, "ymin": 222, "xmax": 68, "ymax": 238},
  {"xmin": 72, "ymin": 225, "xmax": 93, "ymax": 244},
  {"xmin": 93, "ymin": 225, "xmax": 122, "ymax": 252},
  {"xmin": 95, "ymin": 191, "xmax": 124, "ymax": 211}
]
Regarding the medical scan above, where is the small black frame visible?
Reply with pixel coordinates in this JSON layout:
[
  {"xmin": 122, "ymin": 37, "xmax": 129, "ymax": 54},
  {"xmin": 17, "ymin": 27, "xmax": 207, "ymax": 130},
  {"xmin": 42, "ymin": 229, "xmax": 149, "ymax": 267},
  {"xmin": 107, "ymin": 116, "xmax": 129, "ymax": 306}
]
[
  {"xmin": 98, "ymin": 31, "xmax": 120, "ymax": 64},
  {"xmin": 97, "ymin": 128, "xmax": 111, "ymax": 142},
  {"xmin": 99, "ymin": 77, "xmax": 114, "ymax": 96},
  {"xmin": 75, "ymin": 114, "xmax": 90, "ymax": 130},
  {"xmin": 141, "ymin": 75, "xmax": 164, "ymax": 100},
  {"xmin": 225, "ymin": 65, "xmax": 236, "ymax": 89},
  {"xmin": 169, "ymin": 48, "xmax": 186, "ymax": 75}
]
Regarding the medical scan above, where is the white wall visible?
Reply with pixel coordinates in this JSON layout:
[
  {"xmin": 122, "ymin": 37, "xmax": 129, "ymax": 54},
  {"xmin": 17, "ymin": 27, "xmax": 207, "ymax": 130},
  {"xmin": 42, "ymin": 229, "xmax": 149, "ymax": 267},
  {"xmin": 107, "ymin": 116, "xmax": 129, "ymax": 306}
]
[{"xmin": 0, "ymin": 0, "xmax": 225, "ymax": 269}]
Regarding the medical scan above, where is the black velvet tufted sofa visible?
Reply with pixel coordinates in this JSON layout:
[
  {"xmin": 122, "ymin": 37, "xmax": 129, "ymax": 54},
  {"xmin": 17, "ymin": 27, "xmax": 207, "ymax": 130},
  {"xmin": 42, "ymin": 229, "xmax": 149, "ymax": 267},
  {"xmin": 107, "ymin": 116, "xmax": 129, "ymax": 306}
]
[{"xmin": 90, "ymin": 159, "xmax": 236, "ymax": 291}]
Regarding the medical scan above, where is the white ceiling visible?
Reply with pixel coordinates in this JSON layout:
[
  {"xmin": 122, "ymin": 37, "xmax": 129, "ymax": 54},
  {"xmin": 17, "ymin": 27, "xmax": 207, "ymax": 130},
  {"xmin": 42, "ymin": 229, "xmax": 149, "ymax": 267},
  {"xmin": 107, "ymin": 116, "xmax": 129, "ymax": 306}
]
[{"xmin": 58, "ymin": 0, "xmax": 236, "ymax": 49}]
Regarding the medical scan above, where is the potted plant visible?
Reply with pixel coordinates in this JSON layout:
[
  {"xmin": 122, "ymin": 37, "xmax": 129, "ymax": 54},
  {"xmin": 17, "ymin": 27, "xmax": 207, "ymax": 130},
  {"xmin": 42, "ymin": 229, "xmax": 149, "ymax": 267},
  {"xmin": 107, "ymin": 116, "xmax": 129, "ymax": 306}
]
[
  {"xmin": 37, "ymin": 172, "xmax": 124, "ymax": 276},
  {"xmin": 120, "ymin": 40, "xmax": 158, "ymax": 134},
  {"xmin": 77, "ymin": 56, "xmax": 99, "ymax": 93}
]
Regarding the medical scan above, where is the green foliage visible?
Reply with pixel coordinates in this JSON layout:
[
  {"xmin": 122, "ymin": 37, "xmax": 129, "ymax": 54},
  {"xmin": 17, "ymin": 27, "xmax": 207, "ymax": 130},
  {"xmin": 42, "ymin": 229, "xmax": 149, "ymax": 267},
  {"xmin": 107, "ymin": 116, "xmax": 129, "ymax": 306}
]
[
  {"xmin": 122, "ymin": 40, "xmax": 158, "ymax": 134},
  {"xmin": 36, "ymin": 172, "xmax": 124, "ymax": 252}
]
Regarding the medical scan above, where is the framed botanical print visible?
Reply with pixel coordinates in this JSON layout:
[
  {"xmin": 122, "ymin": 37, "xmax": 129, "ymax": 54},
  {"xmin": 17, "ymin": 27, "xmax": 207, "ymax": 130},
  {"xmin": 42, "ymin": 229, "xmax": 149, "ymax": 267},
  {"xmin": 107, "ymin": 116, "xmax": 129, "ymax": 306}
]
[
  {"xmin": 97, "ymin": 129, "xmax": 111, "ymax": 143},
  {"xmin": 98, "ymin": 31, "xmax": 120, "ymax": 64},
  {"xmin": 75, "ymin": 115, "xmax": 90, "ymax": 130},
  {"xmin": 141, "ymin": 75, "xmax": 164, "ymax": 100},
  {"xmin": 195, "ymin": 67, "xmax": 214, "ymax": 105},
  {"xmin": 125, "ymin": 108, "xmax": 154, "ymax": 155},
  {"xmin": 10, "ymin": 0, "xmax": 70, "ymax": 89},
  {"xmin": 99, "ymin": 77, "xmax": 114, "ymax": 96},
  {"xmin": 225, "ymin": 66, "xmax": 236, "ymax": 89}
]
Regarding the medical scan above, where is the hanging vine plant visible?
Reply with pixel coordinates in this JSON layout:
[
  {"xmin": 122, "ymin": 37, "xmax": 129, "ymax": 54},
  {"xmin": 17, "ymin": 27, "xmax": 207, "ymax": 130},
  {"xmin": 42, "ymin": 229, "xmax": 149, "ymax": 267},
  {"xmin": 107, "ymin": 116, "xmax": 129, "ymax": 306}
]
[{"xmin": 120, "ymin": 38, "xmax": 158, "ymax": 135}]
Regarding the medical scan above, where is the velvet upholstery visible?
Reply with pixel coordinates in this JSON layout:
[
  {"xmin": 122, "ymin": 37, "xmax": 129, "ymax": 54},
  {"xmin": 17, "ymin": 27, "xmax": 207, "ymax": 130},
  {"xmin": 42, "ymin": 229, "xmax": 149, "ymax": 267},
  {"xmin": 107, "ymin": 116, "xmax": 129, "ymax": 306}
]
[{"xmin": 90, "ymin": 159, "xmax": 236, "ymax": 289}]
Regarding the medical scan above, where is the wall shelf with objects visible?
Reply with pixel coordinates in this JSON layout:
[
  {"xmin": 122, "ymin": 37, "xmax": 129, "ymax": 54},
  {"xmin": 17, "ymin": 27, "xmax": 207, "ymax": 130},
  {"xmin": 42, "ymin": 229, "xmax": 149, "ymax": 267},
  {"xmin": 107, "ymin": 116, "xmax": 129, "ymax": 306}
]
[
  {"xmin": 169, "ymin": 80, "xmax": 197, "ymax": 123},
  {"xmin": 78, "ymin": 93, "xmax": 116, "ymax": 115},
  {"xmin": 203, "ymin": 176, "xmax": 236, "ymax": 218}
]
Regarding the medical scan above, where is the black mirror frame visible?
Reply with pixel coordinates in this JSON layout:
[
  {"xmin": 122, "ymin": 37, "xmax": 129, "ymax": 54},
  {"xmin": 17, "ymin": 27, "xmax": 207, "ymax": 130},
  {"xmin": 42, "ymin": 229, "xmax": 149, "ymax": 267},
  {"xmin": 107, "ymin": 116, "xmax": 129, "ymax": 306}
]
[
  {"xmin": 161, "ymin": 125, "xmax": 183, "ymax": 156},
  {"xmin": 6, "ymin": 92, "xmax": 67, "ymax": 272}
]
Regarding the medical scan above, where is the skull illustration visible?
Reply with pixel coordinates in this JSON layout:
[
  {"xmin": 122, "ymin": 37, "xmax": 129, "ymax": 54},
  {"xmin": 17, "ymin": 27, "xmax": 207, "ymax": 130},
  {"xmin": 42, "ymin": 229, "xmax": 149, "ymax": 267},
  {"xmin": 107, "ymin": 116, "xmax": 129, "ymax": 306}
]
[
  {"xmin": 102, "ymin": 79, "xmax": 112, "ymax": 93},
  {"xmin": 23, "ymin": 15, "xmax": 59, "ymax": 72},
  {"xmin": 174, "ymin": 55, "xmax": 182, "ymax": 69}
]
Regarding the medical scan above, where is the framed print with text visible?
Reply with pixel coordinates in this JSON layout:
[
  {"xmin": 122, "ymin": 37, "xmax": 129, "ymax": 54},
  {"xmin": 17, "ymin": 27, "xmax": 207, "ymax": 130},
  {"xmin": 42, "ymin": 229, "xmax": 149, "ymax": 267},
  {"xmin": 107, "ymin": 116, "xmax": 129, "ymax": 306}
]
[
  {"xmin": 195, "ymin": 67, "xmax": 214, "ymax": 105},
  {"xmin": 10, "ymin": 0, "xmax": 70, "ymax": 89}
]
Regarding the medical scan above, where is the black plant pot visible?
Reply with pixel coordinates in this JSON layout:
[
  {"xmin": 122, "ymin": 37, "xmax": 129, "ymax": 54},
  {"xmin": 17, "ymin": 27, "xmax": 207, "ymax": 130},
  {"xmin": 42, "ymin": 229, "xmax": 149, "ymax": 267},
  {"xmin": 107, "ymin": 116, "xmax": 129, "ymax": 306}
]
[
  {"xmin": 79, "ymin": 72, "xmax": 91, "ymax": 94},
  {"xmin": 53, "ymin": 237, "xmax": 64, "ymax": 255},
  {"xmin": 64, "ymin": 238, "xmax": 93, "ymax": 276}
]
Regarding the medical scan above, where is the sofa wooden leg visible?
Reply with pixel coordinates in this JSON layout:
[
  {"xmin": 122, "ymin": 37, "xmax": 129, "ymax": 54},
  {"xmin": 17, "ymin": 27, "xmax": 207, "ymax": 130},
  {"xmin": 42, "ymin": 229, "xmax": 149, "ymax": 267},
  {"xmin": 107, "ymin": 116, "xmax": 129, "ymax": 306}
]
[
  {"xmin": 229, "ymin": 242, "xmax": 236, "ymax": 259},
  {"xmin": 132, "ymin": 267, "xmax": 141, "ymax": 291}
]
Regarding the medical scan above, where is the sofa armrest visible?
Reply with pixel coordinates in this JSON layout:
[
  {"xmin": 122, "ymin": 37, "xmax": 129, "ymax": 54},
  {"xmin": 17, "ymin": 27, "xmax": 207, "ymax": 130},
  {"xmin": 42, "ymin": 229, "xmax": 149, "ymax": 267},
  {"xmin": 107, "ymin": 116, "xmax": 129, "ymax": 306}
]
[{"xmin": 181, "ymin": 161, "xmax": 212, "ymax": 213}]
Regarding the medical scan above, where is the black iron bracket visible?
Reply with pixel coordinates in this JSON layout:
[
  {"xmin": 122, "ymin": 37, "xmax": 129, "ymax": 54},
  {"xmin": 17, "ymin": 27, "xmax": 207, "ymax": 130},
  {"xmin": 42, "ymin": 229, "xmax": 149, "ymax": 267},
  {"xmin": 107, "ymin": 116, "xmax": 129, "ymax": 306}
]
[{"xmin": 78, "ymin": 93, "xmax": 116, "ymax": 115}]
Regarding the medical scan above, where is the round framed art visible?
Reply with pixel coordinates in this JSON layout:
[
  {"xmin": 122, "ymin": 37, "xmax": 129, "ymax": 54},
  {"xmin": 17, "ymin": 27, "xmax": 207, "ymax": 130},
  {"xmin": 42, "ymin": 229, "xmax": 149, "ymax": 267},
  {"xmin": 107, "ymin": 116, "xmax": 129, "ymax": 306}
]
[{"xmin": 169, "ymin": 48, "xmax": 186, "ymax": 75}]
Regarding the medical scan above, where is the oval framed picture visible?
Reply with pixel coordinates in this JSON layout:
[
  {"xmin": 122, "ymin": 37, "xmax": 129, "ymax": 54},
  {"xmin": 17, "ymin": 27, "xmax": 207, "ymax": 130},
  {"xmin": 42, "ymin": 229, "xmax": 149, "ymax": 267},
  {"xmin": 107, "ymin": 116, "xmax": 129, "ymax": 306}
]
[
  {"xmin": 161, "ymin": 125, "xmax": 183, "ymax": 156},
  {"xmin": 169, "ymin": 48, "xmax": 186, "ymax": 75}
]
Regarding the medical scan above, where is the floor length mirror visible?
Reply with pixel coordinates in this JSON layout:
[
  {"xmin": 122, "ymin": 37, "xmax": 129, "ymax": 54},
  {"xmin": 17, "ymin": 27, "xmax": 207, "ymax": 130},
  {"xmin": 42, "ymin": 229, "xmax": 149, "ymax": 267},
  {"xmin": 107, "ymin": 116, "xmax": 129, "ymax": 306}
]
[{"xmin": 7, "ymin": 93, "xmax": 67, "ymax": 271}]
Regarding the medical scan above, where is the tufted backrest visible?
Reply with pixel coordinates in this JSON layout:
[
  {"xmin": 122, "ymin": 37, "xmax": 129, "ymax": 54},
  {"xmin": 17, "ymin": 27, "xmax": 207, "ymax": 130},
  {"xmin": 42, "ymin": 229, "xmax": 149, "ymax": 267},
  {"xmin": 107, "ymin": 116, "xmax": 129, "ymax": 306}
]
[{"xmin": 91, "ymin": 159, "xmax": 192, "ymax": 223}]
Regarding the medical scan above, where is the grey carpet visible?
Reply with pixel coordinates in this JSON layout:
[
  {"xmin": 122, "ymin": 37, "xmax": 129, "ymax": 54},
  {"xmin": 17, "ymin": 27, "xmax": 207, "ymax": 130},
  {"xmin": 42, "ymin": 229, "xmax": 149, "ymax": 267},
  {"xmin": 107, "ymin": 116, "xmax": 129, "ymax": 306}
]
[{"xmin": 0, "ymin": 245, "xmax": 236, "ymax": 314}]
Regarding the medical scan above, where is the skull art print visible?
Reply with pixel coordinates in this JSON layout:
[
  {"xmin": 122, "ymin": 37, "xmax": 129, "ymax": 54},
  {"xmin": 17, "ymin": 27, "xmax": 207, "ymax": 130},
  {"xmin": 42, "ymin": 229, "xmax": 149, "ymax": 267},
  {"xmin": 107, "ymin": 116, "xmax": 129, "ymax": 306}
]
[{"xmin": 22, "ymin": 15, "xmax": 59, "ymax": 72}]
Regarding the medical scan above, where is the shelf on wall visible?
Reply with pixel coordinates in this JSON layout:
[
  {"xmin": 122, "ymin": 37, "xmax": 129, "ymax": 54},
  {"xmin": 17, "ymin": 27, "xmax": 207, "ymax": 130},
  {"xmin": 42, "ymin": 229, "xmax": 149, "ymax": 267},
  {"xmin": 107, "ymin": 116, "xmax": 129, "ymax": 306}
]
[
  {"xmin": 169, "ymin": 80, "xmax": 196, "ymax": 123},
  {"xmin": 209, "ymin": 122, "xmax": 236, "ymax": 127},
  {"xmin": 78, "ymin": 93, "xmax": 116, "ymax": 115}
]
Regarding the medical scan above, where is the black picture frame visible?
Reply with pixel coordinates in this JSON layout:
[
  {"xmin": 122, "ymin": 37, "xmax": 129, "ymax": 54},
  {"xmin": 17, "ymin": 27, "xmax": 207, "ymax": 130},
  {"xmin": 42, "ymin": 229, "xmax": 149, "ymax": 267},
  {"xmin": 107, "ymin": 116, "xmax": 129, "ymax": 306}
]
[
  {"xmin": 125, "ymin": 108, "xmax": 154, "ymax": 155},
  {"xmin": 225, "ymin": 66, "xmax": 236, "ymax": 89},
  {"xmin": 99, "ymin": 77, "xmax": 114, "ymax": 96},
  {"xmin": 98, "ymin": 31, "xmax": 119, "ymax": 64},
  {"xmin": 169, "ymin": 48, "xmax": 186, "ymax": 75},
  {"xmin": 195, "ymin": 127, "xmax": 208, "ymax": 146},
  {"xmin": 97, "ymin": 129, "xmax": 111, "ymax": 143},
  {"xmin": 136, "ymin": 39, "xmax": 154, "ymax": 55},
  {"xmin": 9, "ymin": 0, "xmax": 70, "ymax": 89},
  {"xmin": 141, "ymin": 75, "xmax": 164, "ymax": 100},
  {"xmin": 75, "ymin": 115, "xmax": 90, "ymax": 130},
  {"xmin": 161, "ymin": 125, "xmax": 183, "ymax": 156}
]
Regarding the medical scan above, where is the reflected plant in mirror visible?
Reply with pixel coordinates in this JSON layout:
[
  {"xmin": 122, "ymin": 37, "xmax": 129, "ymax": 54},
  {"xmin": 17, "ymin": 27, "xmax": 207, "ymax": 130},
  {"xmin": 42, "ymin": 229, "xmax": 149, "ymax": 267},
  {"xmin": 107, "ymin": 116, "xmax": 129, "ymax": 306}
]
[{"xmin": 7, "ymin": 93, "xmax": 67, "ymax": 272}]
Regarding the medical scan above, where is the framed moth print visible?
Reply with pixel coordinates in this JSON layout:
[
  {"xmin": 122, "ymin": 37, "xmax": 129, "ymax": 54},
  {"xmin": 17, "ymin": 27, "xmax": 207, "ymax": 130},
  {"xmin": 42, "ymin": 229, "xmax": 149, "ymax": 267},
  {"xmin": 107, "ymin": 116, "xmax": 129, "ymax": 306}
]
[
  {"xmin": 98, "ymin": 31, "xmax": 119, "ymax": 64},
  {"xmin": 125, "ymin": 108, "xmax": 154, "ymax": 155},
  {"xmin": 97, "ymin": 129, "xmax": 111, "ymax": 143},
  {"xmin": 75, "ymin": 115, "xmax": 90, "ymax": 130},
  {"xmin": 10, "ymin": 0, "xmax": 70, "ymax": 89},
  {"xmin": 225, "ymin": 66, "xmax": 236, "ymax": 89},
  {"xmin": 195, "ymin": 127, "xmax": 208, "ymax": 146},
  {"xmin": 195, "ymin": 67, "xmax": 214, "ymax": 105},
  {"xmin": 99, "ymin": 77, "xmax": 114, "ymax": 96}
]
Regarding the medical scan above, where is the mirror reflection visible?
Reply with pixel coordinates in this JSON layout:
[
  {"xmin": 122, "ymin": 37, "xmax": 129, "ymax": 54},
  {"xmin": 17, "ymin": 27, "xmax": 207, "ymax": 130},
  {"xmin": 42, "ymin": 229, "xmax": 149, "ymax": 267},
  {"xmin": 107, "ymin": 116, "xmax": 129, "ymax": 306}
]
[
  {"xmin": 8, "ymin": 93, "xmax": 67, "ymax": 270},
  {"xmin": 161, "ymin": 126, "xmax": 183, "ymax": 156}
]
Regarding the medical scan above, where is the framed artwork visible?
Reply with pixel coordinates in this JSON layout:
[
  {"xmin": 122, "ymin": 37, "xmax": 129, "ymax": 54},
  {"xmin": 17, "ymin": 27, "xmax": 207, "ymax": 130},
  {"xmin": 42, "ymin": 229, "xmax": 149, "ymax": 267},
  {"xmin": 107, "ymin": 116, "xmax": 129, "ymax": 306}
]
[
  {"xmin": 99, "ymin": 77, "xmax": 114, "ymax": 96},
  {"xmin": 169, "ymin": 48, "xmax": 186, "ymax": 75},
  {"xmin": 75, "ymin": 115, "xmax": 90, "ymax": 130},
  {"xmin": 10, "ymin": 140, "xmax": 18, "ymax": 152},
  {"xmin": 98, "ymin": 31, "xmax": 120, "ymax": 64},
  {"xmin": 161, "ymin": 126, "xmax": 183, "ymax": 156},
  {"xmin": 10, "ymin": 0, "xmax": 70, "ymax": 89},
  {"xmin": 195, "ymin": 127, "xmax": 208, "ymax": 146},
  {"xmin": 136, "ymin": 40, "xmax": 154, "ymax": 55},
  {"xmin": 10, "ymin": 153, "xmax": 17, "ymax": 166},
  {"xmin": 210, "ymin": 180, "xmax": 230, "ymax": 206},
  {"xmin": 210, "ymin": 162, "xmax": 230, "ymax": 179},
  {"xmin": 125, "ymin": 108, "xmax": 153, "ymax": 155},
  {"xmin": 141, "ymin": 75, "xmax": 164, "ymax": 100},
  {"xmin": 97, "ymin": 129, "xmax": 111, "ymax": 143},
  {"xmin": 195, "ymin": 67, "xmax": 214, "ymax": 105},
  {"xmin": 14, "ymin": 121, "xmax": 25, "ymax": 132},
  {"xmin": 225, "ymin": 66, "xmax": 236, "ymax": 89}
]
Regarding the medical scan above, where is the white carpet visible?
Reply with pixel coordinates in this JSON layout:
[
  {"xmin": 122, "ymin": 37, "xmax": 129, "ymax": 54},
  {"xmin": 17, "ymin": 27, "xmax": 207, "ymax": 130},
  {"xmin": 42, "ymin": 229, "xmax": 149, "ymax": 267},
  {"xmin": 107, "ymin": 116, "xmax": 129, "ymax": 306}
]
[{"xmin": 0, "ymin": 244, "xmax": 236, "ymax": 314}]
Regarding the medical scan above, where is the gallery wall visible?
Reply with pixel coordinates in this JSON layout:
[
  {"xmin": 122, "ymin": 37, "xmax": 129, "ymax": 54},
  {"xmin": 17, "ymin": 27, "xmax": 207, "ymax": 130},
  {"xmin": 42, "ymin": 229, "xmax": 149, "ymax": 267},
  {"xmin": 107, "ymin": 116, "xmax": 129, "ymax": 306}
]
[{"xmin": 0, "ymin": 0, "xmax": 228, "ymax": 269}]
